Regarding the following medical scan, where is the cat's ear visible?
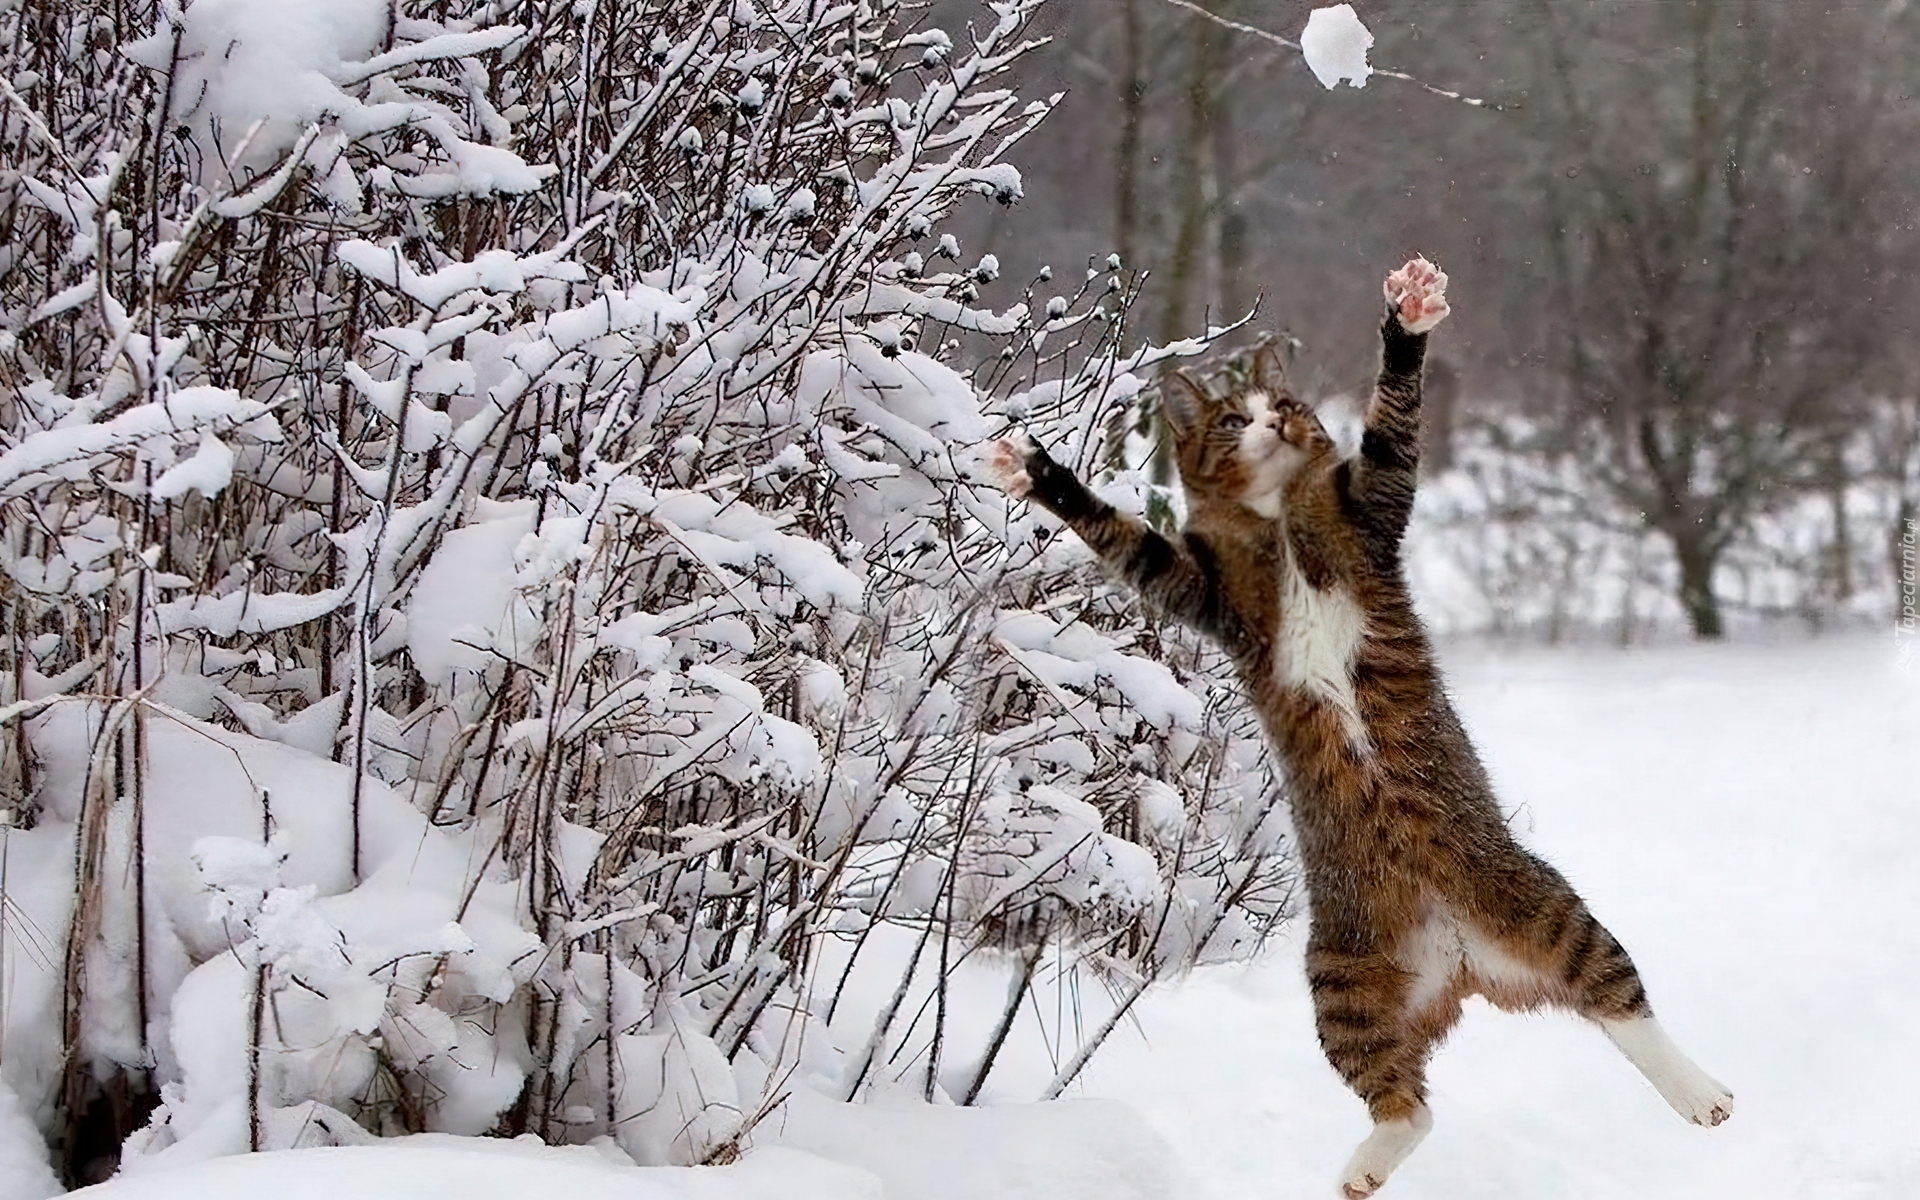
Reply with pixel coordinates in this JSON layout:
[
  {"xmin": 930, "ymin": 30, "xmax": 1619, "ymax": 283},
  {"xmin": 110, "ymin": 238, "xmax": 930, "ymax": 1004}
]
[
  {"xmin": 1159, "ymin": 370, "xmax": 1210, "ymax": 438},
  {"xmin": 1252, "ymin": 342, "xmax": 1289, "ymax": 396}
]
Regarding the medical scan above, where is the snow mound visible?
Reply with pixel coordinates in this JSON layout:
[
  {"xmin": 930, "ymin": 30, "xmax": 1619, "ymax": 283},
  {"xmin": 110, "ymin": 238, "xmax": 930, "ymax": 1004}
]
[
  {"xmin": 1301, "ymin": 4, "xmax": 1373, "ymax": 90},
  {"xmin": 70, "ymin": 1139, "xmax": 873, "ymax": 1200},
  {"xmin": 761, "ymin": 1093, "xmax": 1181, "ymax": 1200},
  {"xmin": 0, "ymin": 1079, "xmax": 59, "ymax": 1200},
  {"xmin": 68, "ymin": 1097, "xmax": 1181, "ymax": 1200}
]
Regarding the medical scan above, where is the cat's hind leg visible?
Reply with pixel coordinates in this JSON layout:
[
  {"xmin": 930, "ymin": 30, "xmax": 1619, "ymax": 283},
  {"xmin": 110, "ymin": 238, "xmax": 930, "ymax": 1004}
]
[
  {"xmin": 1597, "ymin": 1013, "xmax": 1734, "ymax": 1127},
  {"xmin": 1336, "ymin": 1104, "xmax": 1433, "ymax": 1200},
  {"xmin": 1544, "ymin": 908, "xmax": 1734, "ymax": 1128},
  {"xmin": 1307, "ymin": 946, "xmax": 1449, "ymax": 1198},
  {"xmin": 1471, "ymin": 864, "xmax": 1734, "ymax": 1128}
]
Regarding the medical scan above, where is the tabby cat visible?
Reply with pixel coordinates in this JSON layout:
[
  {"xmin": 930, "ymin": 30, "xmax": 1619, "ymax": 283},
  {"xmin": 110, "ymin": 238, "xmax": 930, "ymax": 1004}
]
[{"xmin": 983, "ymin": 259, "xmax": 1732, "ymax": 1198}]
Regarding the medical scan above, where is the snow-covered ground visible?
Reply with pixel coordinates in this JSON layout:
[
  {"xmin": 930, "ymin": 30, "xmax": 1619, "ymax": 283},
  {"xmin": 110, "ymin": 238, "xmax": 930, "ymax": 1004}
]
[
  {"xmin": 989, "ymin": 631, "xmax": 1919, "ymax": 1199},
  {"xmin": 61, "ymin": 1101, "xmax": 1176, "ymax": 1200},
  {"xmin": 69, "ymin": 1138, "xmax": 873, "ymax": 1200},
  {"xmin": 56, "ymin": 631, "xmax": 1916, "ymax": 1200}
]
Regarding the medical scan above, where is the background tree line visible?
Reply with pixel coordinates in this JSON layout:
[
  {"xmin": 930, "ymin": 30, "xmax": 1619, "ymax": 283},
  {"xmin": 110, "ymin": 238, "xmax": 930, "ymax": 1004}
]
[{"xmin": 959, "ymin": 0, "xmax": 1920, "ymax": 639}]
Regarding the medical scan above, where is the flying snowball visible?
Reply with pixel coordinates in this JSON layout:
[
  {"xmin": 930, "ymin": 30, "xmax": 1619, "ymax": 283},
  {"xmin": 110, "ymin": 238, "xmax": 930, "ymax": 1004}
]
[{"xmin": 1301, "ymin": 4, "xmax": 1374, "ymax": 90}]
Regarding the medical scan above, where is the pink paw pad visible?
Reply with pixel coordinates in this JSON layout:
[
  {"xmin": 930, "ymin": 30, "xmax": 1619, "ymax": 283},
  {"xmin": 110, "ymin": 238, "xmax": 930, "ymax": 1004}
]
[
  {"xmin": 1384, "ymin": 256, "xmax": 1450, "ymax": 334},
  {"xmin": 982, "ymin": 436, "xmax": 1034, "ymax": 499}
]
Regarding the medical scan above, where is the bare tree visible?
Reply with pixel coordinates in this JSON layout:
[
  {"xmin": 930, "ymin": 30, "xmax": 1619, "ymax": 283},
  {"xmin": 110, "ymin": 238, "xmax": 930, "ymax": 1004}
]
[{"xmin": 1530, "ymin": 0, "xmax": 1913, "ymax": 637}]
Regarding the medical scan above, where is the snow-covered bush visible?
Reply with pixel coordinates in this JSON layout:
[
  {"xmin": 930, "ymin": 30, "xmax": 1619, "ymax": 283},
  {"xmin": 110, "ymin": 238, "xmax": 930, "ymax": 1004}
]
[{"xmin": 0, "ymin": 0, "xmax": 1287, "ymax": 1181}]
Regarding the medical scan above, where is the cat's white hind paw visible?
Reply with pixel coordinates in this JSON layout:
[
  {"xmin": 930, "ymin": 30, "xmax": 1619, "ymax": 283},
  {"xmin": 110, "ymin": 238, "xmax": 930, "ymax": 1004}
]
[
  {"xmin": 1341, "ymin": 1174, "xmax": 1385, "ymax": 1200},
  {"xmin": 1652, "ymin": 1060, "xmax": 1733, "ymax": 1128},
  {"xmin": 1600, "ymin": 1015, "xmax": 1734, "ymax": 1127},
  {"xmin": 1336, "ymin": 1106, "xmax": 1433, "ymax": 1198},
  {"xmin": 979, "ymin": 434, "xmax": 1035, "ymax": 499},
  {"xmin": 1384, "ymin": 257, "xmax": 1449, "ymax": 334}
]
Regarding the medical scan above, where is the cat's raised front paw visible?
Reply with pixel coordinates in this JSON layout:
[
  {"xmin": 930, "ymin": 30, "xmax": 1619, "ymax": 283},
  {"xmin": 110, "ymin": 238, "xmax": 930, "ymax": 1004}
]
[
  {"xmin": 1384, "ymin": 256, "xmax": 1450, "ymax": 334},
  {"xmin": 980, "ymin": 434, "xmax": 1036, "ymax": 499}
]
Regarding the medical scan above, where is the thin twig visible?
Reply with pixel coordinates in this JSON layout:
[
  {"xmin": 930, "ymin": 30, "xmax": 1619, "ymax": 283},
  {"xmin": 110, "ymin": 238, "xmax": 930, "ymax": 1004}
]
[{"xmin": 1153, "ymin": 0, "xmax": 1512, "ymax": 110}]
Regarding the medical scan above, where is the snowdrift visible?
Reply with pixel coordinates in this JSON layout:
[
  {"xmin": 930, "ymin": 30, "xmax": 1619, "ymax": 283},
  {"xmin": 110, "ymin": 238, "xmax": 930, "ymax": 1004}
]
[{"xmin": 70, "ymin": 1100, "xmax": 1179, "ymax": 1200}]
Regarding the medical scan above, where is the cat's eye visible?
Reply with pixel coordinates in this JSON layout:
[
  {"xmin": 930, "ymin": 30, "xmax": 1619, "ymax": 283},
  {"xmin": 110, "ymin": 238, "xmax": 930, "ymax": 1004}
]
[{"xmin": 1218, "ymin": 413, "xmax": 1249, "ymax": 431}]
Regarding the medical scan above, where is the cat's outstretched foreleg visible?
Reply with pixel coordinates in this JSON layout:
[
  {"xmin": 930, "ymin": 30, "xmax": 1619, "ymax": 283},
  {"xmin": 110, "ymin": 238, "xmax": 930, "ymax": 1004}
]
[
  {"xmin": 1348, "ymin": 258, "xmax": 1449, "ymax": 551},
  {"xmin": 981, "ymin": 432, "xmax": 1087, "ymax": 517},
  {"xmin": 981, "ymin": 434, "xmax": 1243, "ymax": 648}
]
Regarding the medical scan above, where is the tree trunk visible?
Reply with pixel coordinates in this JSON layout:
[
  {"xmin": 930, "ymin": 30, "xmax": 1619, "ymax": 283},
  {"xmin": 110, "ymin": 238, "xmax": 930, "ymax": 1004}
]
[
  {"xmin": 1825, "ymin": 445, "xmax": 1853, "ymax": 603},
  {"xmin": 1209, "ymin": 42, "xmax": 1244, "ymax": 323},
  {"xmin": 1147, "ymin": 12, "xmax": 1225, "ymax": 487},
  {"xmin": 1671, "ymin": 529, "xmax": 1725, "ymax": 639},
  {"xmin": 1157, "ymin": 14, "xmax": 1225, "ymax": 345},
  {"xmin": 1422, "ymin": 357, "xmax": 1459, "ymax": 473},
  {"xmin": 1114, "ymin": 0, "xmax": 1143, "ymax": 270}
]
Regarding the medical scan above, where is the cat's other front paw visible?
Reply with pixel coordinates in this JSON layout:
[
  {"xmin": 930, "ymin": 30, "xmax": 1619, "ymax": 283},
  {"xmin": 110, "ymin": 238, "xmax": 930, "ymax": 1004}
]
[
  {"xmin": 980, "ymin": 434, "xmax": 1037, "ymax": 499},
  {"xmin": 1384, "ymin": 256, "xmax": 1450, "ymax": 335}
]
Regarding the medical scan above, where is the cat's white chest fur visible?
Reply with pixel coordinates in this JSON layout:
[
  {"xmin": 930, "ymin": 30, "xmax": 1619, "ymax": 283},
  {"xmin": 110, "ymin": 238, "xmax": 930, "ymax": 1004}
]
[{"xmin": 1274, "ymin": 539, "xmax": 1371, "ymax": 752}]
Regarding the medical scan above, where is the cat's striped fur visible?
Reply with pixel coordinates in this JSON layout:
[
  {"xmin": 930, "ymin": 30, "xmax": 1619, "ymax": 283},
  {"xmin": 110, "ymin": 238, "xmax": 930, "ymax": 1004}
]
[{"xmin": 986, "ymin": 259, "xmax": 1731, "ymax": 1198}]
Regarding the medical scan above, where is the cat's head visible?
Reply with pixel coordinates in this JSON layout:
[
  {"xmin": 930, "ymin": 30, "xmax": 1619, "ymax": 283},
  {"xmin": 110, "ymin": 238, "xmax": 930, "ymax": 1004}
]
[{"xmin": 1161, "ymin": 343, "xmax": 1332, "ymax": 516}]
